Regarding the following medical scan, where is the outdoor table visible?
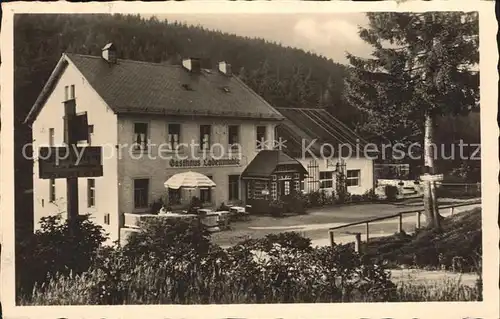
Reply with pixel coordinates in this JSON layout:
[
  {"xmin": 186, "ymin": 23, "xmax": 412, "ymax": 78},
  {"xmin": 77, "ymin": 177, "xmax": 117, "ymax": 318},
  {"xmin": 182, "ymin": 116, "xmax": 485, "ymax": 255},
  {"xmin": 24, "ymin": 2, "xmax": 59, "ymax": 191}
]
[{"xmin": 229, "ymin": 206, "xmax": 249, "ymax": 220}]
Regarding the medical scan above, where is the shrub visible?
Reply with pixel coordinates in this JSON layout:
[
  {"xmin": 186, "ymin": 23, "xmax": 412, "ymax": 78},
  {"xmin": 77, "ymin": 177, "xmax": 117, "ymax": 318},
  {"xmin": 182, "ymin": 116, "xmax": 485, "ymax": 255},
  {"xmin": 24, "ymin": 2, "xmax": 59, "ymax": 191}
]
[
  {"xmin": 350, "ymin": 194, "xmax": 363, "ymax": 203},
  {"xmin": 16, "ymin": 214, "xmax": 108, "ymax": 296},
  {"xmin": 307, "ymin": 190, "xmax": 322, "ymax": 207},
  {"xmin": 281, "ymin": 191, "xmax": 307, "ymax": 214},
  {"xmin": 362, "ymin": 189, "xmax": 379, "ymax": 202},
  {"xmin": 258, "ymin": 232, "xmax": 313, "ymax": 252},
  {"xmin": 384, "ymin": 185, "xmax": 399, "ymax": 201},
  {"xmin": 303, "ymin": 190, "xmax": 334, "ymax": 207},
  {"xmin": 123, "ymin": 217, "xmax": 212, "ymax": 261},
  {"xmin": 269, "ymin": 199, "xmax": 285, "ymax": 217},
  {"xmin": 318, "ymin": 190, "xmax": 328, "ymax": 206},
  {"xmin": 337, "ymin": 191, "xmax": 351, "ymax": 204}
]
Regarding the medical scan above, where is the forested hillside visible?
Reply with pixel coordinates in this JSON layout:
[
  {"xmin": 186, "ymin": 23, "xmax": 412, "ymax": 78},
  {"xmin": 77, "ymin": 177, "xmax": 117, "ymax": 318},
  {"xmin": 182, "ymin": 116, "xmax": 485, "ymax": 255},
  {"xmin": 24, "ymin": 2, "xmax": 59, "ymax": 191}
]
[{"xmin": 14, "ymin": 14, "xmax": 357, "ymax": 123}]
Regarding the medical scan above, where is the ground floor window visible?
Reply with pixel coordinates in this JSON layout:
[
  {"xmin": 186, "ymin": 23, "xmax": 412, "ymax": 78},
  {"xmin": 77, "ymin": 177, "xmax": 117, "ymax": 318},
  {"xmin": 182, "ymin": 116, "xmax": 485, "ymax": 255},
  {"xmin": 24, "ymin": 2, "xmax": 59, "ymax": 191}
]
[
  {"xmin": 228, "ymin": 175, "xmax": 240, "ymax": 200},
  {"xmin": 347, "ymin": 169, "xmax": 361, "ymax": 187},
  {"xmin": 200, "ymin": 175, "xmax": 213, "ymax": 203},
  {"xmin": 319, "ymin": 171, "xmax": 333, "ymax": 188},
  {"xmin": 134, "ymin": 178, "xmax": 149, "ymax": 209},
  {"xmin": 284, "ymin": 180, "xmax": 290, "ymax": 195},
  {"xmin": 87, "ymin": 178, "xmax": 95, "ymax": 208},
  {"xmin": 271, "ymin": 181, "xmax": 277, "ymax": 200},
  {"xmin": 247, "ymin": 180, "xmax": 270, "ymax": 200},
  {"xmin": 294, "ymin": 180, "xmax": 300, "ymax": 193},
  {"xmin": 49, "ymin": 178, "xmax": 56, "ymax": 202},
  {"xmin": 104, "ymin": 213, "xmax": 110, "ymax": 225}
]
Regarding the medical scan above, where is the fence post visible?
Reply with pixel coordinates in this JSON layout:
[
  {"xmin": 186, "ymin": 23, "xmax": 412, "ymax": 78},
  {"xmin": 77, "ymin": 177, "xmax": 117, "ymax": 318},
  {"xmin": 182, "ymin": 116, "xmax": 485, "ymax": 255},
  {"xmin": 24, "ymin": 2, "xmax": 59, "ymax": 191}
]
[
  {"xmin": 329, "ymin": 230, "xmax": 335, "ymax": 247},
  {"xmin": 416, "ymin": 211, "xmax": 421, "ymax": 229},
  {"xmin": 398, "ymin": 213, "xmax": 403, "ymax": 233},
  {"xmin": 354, "ymin": 233, "xmax": 361, "ymax": 253},
  {"xmin": 365, "ymin": 222, "xmax": 370, "ymax": 242}
]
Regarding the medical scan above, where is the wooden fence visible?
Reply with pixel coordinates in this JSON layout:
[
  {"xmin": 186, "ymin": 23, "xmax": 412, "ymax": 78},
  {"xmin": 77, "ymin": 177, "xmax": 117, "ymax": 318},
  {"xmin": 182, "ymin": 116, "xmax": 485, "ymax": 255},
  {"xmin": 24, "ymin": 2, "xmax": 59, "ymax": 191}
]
[{"xmin": 327, "ymin": 199, "xmax": 481, "ymax": 250}]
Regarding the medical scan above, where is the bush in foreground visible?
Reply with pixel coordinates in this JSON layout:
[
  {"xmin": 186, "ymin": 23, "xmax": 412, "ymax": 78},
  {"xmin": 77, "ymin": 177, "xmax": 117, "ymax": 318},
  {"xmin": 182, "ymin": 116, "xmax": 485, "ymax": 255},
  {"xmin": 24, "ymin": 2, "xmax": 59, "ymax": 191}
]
[
  {"xmin": 18, "ymin": 213, "xmax": 482, "ymax": 305},
  {"xmin": 21, "ymin": 223, "xmax": 397, "ymax": 305},
  {"xmin": 16, "ymin": 214, "xmax": 108, "ymax": 296}
]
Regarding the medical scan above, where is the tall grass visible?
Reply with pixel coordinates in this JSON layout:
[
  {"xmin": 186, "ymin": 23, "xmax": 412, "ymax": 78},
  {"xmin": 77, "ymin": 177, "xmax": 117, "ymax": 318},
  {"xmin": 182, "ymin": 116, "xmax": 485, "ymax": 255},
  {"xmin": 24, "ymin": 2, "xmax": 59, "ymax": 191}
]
[
  {"xmin": 395, "ymin": 277, "xmax": 481, "ymax": 302},
  {"xmin": 21, "ymin": 266, "xmax": 481, "ymax": 305}
]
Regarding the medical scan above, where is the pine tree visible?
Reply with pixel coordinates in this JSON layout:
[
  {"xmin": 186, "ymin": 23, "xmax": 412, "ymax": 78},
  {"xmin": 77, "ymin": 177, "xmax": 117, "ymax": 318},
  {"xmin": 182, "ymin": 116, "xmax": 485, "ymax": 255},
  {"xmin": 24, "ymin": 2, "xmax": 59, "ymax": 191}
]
[{"xmin": 344, "ymin": 12, "xmax": 479, "ymax": 230}]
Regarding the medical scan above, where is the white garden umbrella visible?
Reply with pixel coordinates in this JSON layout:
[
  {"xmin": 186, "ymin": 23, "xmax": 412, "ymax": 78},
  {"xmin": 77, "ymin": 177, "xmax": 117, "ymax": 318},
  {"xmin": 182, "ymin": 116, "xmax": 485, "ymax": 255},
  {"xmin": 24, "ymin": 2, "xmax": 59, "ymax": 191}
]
[{"xmin": 164, "ymin": 171, "xmax": 216, "ymax": 189}]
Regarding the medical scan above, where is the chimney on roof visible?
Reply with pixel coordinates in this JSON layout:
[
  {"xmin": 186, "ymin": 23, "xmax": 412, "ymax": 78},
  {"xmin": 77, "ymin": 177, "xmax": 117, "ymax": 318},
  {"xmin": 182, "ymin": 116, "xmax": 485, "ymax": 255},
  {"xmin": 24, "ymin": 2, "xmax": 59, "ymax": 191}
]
[
  {"xmin": 218, "ymin": 61, "xmax": 232, "ymax": 76},
  {"xmin": 101, "ymin": 43, "xmax": 117, "ymax": 64},
  {"xmin": 182, "ymin": 58, "xmax": 201, "ymax": 74}
]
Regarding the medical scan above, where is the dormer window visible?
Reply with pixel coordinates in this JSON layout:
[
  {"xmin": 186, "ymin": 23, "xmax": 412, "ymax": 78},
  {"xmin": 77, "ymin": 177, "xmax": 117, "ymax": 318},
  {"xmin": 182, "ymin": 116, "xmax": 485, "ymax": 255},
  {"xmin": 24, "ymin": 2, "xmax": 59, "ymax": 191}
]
[{"xmin": 182, "ymin": 58, "xmax": 201, "ymax": 73}]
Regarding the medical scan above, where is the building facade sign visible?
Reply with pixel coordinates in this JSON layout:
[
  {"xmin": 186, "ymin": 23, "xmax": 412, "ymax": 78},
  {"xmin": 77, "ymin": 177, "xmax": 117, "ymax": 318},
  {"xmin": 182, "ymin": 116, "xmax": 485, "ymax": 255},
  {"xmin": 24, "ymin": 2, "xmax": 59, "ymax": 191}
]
[{"xmin": 169, "ymin": 157, "xmax": 240, "ymax": 168}]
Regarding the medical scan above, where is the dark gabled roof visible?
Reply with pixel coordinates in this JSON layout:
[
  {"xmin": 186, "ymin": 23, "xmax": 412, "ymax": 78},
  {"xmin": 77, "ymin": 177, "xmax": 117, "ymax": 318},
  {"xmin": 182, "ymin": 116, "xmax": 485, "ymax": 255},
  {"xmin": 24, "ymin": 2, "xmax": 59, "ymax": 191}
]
[
  {"xmin": 24, "ymin": 53, "xmax": 284, "ymax": 124},
  {"xmin": 241, "ymin": 150, "xmax": 308, "ymax": 179},
  {"xmin": 275, "ymin": 108, "xmax": 377, "ymax": 158}
]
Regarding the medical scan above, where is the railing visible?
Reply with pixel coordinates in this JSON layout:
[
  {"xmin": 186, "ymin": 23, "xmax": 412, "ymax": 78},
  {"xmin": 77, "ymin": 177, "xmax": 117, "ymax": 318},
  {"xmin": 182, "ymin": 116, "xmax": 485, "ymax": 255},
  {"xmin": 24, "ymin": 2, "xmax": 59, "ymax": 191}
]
[{"xmin": 327, "ymin": 199, "xmax": 481, "ymax": 250}]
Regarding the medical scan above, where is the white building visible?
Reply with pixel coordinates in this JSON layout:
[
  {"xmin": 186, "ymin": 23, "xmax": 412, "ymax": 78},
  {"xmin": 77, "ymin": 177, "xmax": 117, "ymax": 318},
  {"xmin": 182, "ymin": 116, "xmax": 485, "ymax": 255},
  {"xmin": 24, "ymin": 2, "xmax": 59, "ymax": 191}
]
[{"xmin": 275, "ymin": 108, "xmax": 377, "ymax": 196}]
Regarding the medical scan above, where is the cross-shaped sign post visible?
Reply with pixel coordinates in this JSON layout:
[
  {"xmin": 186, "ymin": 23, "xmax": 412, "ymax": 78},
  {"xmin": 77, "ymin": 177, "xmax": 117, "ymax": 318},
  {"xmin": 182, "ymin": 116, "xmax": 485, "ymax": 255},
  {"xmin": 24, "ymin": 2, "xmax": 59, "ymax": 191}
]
[
  {"xmin": 64, "ymin": 99, "xmax": 80, "ymax": 230},
  {"xmin": 38, "ymin": 99, "xmax": 103, "ymax": 235}
]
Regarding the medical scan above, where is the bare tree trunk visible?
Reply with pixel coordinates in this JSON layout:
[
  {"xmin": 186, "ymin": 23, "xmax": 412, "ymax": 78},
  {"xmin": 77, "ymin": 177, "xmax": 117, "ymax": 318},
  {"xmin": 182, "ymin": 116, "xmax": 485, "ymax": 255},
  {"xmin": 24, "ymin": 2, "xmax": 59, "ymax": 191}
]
[
  {"xmin": 430, "ymin": 180, "xmax": 441, "ymax": 230},
  {"xmin": 423, "ymin": 113, "xmax": 440, "ymax": 228}
]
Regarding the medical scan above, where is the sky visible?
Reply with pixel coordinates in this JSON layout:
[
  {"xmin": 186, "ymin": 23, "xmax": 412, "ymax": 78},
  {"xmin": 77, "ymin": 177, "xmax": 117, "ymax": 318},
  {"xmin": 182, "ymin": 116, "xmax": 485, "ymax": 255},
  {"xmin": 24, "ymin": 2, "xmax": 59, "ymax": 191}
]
[{"xmin": 149, "ymin": 13, "xmax": 372, "ymax": 65}]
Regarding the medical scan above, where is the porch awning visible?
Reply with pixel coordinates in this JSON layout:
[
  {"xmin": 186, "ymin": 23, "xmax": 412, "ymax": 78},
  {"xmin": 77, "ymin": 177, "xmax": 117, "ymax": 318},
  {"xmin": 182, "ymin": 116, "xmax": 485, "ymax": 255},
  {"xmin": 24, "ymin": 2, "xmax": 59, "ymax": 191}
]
[{"xmin": 241, "ymin": 150, "xmax": 308, "ymax": 179}]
